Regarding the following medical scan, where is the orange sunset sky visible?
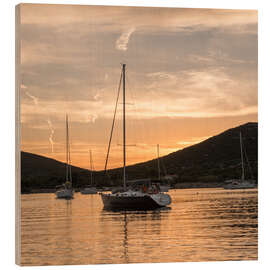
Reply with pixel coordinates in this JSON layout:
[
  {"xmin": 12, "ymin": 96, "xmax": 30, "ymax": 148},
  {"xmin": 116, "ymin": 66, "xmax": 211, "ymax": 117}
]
[{"xmin": 18, "ymin": 4, "xmax": 258, "ymax": 170}]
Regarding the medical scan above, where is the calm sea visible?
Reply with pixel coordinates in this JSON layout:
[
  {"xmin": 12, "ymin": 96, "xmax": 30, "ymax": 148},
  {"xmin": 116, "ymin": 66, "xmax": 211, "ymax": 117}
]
[{"xmin": 20, "ymin": 188, "xmax": 258, "ymax": 266}]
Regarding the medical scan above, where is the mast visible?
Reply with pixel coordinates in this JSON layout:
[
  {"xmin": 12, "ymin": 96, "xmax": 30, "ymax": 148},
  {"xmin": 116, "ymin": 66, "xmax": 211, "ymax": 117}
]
[
  {"xmin": 89, "ymin": 150, "xmax": 93, "ymax": 186},
  {"xmin": 157, "ymin": 144, "xmax": 160, "ymax": 181},
  {"xmin": 240, "ymin": 131, "xmax": 245, "ymax": 181},
  {"xmin": 66, "ymin": 114, "xmax": 72, "ymax": 185},
  {"xmin": 122, "ymin": 63, "xmax": 126, "ymax": 191},
  {"xmin": 66, "ymin": 114, "xmax": 69, "ymax": 183}
]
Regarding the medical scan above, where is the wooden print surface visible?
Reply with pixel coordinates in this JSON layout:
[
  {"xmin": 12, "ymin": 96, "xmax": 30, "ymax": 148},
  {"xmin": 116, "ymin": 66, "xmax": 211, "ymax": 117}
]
[{"xmin": 15, "ymin": 3, "xmax": 258, "ymax": 266}]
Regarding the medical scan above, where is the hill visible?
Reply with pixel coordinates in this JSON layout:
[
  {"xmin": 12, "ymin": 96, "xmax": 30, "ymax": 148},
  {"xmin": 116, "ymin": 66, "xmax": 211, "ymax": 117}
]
[
  {"xmin": 104, "ymin": 122, "xmax": 258, "ymax": 187},
  {"xmin": 20, "ymin": 122, "xmax": 258, "ymax": 192},
  {"xmin": 21, "ymin": 152, "xmax": 91, "ymax": 193}
]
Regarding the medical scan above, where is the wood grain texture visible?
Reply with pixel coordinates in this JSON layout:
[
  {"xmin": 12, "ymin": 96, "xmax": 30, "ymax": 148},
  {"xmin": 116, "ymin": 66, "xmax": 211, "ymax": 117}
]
[{"xmin": 15, "ymin": 3, "xmax": 21, "ymax": 266}]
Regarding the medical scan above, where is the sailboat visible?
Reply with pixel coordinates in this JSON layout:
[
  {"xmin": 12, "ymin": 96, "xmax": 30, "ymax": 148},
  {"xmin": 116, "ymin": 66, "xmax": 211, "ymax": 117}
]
[
  {"xmin": 224, "ymin": 131, "xmax": 256, "ymax": 189},
  {"xmin": 100, "ymin": 64, "xmax": 172, "ymax": 210},
  {"xmin": 55, "ymin": 115, "xmax": 74, "ymax": 199},
  {"xmin": 80, "ymin": 150, "xmax": 97, "ymax": 194}
]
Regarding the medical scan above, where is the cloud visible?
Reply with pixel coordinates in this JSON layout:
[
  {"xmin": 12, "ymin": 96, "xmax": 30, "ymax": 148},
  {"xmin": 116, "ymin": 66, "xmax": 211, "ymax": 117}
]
[
  {"xmin": 47, "ymin": 119, "xmax": 55, "ymax": 153},
  {"xmin": 93, "ymin": 93, "xmax": 100, "ymax": 101},
  {"xmin": 20, "ymin": 66, "xmax": 257, "ymax": 127},
  {"xmin": 20, "ymin": 4, "xmax": 257, "ymax": 32},
  {"xmin": 89, "ymin": 113, "xmax": 98, "ymax": 123},
  {"xmin": 19, "ymin": 4, "xmax": 257, "ymax": 169},
  {"xmin": 177, "ymin": 136, "xmax": 210, "ymax": 147},
  {"xmin": 93, "ymin": 89, "xmax": 105, "ymax": 101},
  {"xmin": 115, "ymin": 27, "xmax": 135, "ymax": 51},
  {"xmin": 25, "ymin": 91, "xmax": 39, "ymax": 105}
]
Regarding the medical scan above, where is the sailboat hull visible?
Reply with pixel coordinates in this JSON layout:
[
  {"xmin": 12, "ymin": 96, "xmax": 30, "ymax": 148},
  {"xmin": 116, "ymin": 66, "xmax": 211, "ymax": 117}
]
[
  {"xmin": 101, "ymin": 192, "xmax": 171, "ymax": 210},
  {"xmin": 223, "ymin": 181, "xmax": 256, "ymax": 189},
  {"xmin": 80, "ymin": 187, "xmax": 97, "ymax": 194},
  {"xmin": 56, "ymin": 189, "xmax": 74, "ymax": 199}
]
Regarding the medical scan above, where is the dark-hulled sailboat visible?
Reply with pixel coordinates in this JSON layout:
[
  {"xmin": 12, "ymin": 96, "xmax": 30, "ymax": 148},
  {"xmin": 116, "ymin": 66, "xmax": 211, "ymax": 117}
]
[{"xmin": 100, "ymin": 64, "xmax": 171, "ymax": 210}]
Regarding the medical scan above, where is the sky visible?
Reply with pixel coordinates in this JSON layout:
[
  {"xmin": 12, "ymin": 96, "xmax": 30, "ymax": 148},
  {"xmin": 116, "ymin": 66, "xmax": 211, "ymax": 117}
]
[{"xmin": 18, "ymin": 4, "xmax": 258, "ymax": 170}]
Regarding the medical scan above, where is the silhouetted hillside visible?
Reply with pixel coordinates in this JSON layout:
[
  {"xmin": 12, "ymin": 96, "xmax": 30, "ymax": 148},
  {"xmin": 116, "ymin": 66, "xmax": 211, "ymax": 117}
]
[
  {"xmin": 21, "ymin": 122, "xmax": 258, "ymax": 192},
  {"xmin": 105, "ymin": 122, "xmax": 258, "ymax": 185},
  {"xmin": 21, "ymin": 152, "xmax": 91, "ymax": 192}
]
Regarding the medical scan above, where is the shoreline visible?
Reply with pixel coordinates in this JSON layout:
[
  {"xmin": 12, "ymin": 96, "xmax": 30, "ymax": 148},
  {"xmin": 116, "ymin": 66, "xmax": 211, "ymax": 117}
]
[{"xmin": 21, "ymin": 182, "xmax": 258, "ymax": 195}]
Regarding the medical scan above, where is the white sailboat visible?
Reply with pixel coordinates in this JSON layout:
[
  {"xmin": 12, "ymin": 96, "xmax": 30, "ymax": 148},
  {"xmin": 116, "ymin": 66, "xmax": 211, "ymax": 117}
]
[
  {"xmin": 56, "ymin": 115, "xmax": 74, "ymax": 199},
  {"xmin": 80, "ymin": 150, "xmax": 97, "ymax": 194},
  {"xmin": 224, "ymin": 131, "xmax": 256, "ymax": 189},
  {"xmin": 100, "ymin": 64, "xmax": 171, "ymax": 210}
]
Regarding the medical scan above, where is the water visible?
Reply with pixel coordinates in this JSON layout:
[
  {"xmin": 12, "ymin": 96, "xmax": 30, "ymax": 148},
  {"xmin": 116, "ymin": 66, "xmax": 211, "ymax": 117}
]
[{"xmin": 21, "ymin": 188, "xmax": 258, "ymax": 266}]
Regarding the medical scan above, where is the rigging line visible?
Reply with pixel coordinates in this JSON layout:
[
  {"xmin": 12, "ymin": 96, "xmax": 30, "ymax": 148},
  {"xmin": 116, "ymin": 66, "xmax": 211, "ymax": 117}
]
[
  {"xmin": 104, "ymin": 70, "xmax": 123, "ymax": 174},
  {"xmin": 157, "ymin": 144, "xmax": 160, "ymax": 181},
  {"xmin": 89, "ymin": 150, "xmax": 93, "ymax": 186},
  {"xmin": 159, "ymin": 151, "xmax": 168, "ymax": 176},
  {"xmin": 125, "ymin": 74, "xmax": 141, "ymax": 162},
  {"xmin": 126, "ymin": 73, "xmax": 152, "ymax": 173},
  {"xmin": 243, "ymin": 139, "xmax": 254, "ymax": 180},
  {"xmin": 88, "ymin": 150, "xmax": 92, "ymax": 183},
  {"xmin": 124, "ymin": 73, "xmax": 137, "ymax": 155},
  {"xmin": 68, "ymin": 116, "xmax": 72, "ymax": 184},
  {"xmin": 66, "ymin": 114, "xmax": 69, "ymax": 183},
  {"xmin": 91, "ymin": 151, "xmax": 95, "ymax": 172}
]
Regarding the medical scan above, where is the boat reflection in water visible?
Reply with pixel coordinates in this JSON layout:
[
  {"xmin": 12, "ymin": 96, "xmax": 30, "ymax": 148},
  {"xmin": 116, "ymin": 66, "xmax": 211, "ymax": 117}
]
[{"xmin": 101, "ymin": 206, "xmax": 171, "ymax": 263}]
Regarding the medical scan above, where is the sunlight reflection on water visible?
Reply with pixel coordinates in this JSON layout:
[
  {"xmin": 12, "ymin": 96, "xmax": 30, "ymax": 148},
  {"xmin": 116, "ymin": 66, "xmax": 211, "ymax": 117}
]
[{"xmin": 21, "ymin": 188, "xmax": 258, "ymax": 265}]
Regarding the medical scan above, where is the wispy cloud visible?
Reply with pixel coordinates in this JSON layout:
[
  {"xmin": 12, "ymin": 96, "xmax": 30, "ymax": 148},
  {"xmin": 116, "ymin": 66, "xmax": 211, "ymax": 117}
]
[
  {"xmin": 25, "ymin": 89, "xmax": 39, "ymax": 106},
  {"xmin": 89, "ymin": 113, "xmax": 98, "ymax": 123},
  {"xmin": 116, "ymin": 27, "xmax": 135, "ymax": 51},
  {"xmin": 177, "ymin": 136, "xmax": 210, "ymax": 147},
  {"xmin": 47, "ymin": 119, "xmax": 55, "ymax": 153}
]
